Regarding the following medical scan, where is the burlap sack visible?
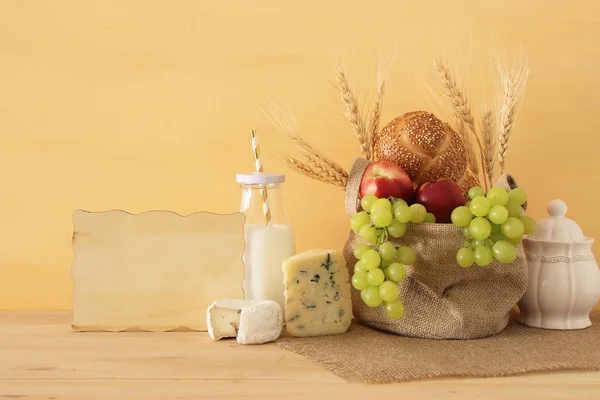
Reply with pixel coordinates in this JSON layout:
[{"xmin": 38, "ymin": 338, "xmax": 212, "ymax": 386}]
[{"xmin": 343, "ymin": 158, "xmax": 528, "ymax": 339}]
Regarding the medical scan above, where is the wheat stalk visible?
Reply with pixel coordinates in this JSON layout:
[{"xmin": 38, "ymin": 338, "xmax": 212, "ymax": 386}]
[
  {"xmin": 481, "ymin": 109, "xmax": 496, "ymax": 184},
  {"xmin": 434, "ymin": 56, "xmax": 489, "ymax": 189},
  {"xmin": 262, "ymin": 101, "xmax": 349, "ymax": 189},
  {"xmin": 496, "ymin": 56, "xmax": 530, "ymax": 174},
  {"xmin": 336, "ymin": 65, "xmax": 370, "ymax": 160}
]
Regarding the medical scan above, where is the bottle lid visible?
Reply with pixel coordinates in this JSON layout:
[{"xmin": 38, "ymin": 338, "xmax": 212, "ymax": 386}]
[
  {"xmin": 526, "ymin": 199, "xmax": 586, "ymax": 242},
  {"xmin": 236, "ymin": 172, "xmax": 286, "ymax": 185}
]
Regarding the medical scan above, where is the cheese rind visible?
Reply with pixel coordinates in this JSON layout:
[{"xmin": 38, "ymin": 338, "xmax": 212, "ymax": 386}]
[
  {"xmin": 206, "ymin": 299, "xmax": 282, "ymax": 344},
  {"xmin": 282, "ymin": 249, "xmax": 352, "ymax": 337},
  {"xmin": 237, "ymin": 301, "xmax": 283, "ymax": 345}
]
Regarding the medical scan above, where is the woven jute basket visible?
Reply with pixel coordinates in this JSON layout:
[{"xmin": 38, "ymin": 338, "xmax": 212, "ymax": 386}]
[{"xmin": 343, "ymin": 158, "xmax": 528, "ymax": 339}]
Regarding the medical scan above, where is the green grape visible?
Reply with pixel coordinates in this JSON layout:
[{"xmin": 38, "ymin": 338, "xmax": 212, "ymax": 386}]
[
  {"xmin": 353, "ymin": 243, "xmax": 371, "ymax": 260},
  {"xmin": 451, "ymin": 206, "xmax": 474, "ymax": 227},
  {"xmin": 409, "ymin": 204, "xmax": 427, "ymax": 223},
  {"xmin": 392, "ymin": 199, "xmax": 408, "ymax": 214},
  {"xmin": 486, "ymin": 187, "xmax": 509, "ymax": 206},
  {"xmin": 387, "ymin": 220, "xmax": 407, "ymax": 238},
  {"xmin": 372, "ymin": 198, "xmax": 392, "ymax": 213},
  {"xmin": 470, "ymin": 196, "xmax": 491, "ymax": 217},
  {"xmin": 472, "ymin": 241, "xmax": 483, "ymax": 250},
  {"xmin": 378, "ymin": 242, "xmax": 397, "ymax": 261},
  {"xmin": 506, "ymin": 235, "xmax": 523, "ymax": 245},
  {"xmin": 371, "ymin": 208, "xmax": 393, "ymax": 228},
  {"xmin": 463, "ymin": 227, "xmax": 473, "ymax": 239},
  {"xmin": 367, "ymin": 268, "xmax": 385, "ymax": 286},
  {"xmin": 492, "ymin": 240, "xmax": 518, "ymax": 264},
  {"xmin": 424, "ymin": 213, "xmax": 436, "ymax": 223},
  {"xmin": 520, "ymin": 216, "xmax": 537, "ymax": 235},
  {"xmin": 469, "ymin": 217, "xmax": 492, "ymax": 240},
  {"xmin": 505, "ymin": 198, "xmax": 523, "ymax": 218},
  {"xmin": 381, "ymin": 259, "xmax": 395, "ymax": 268},
  {"xmin": 456, "ymin": 247, "xmax": 475, "ymax": 268},
  {"xmin": 350, "ymin": 211, "xmax": 371, "ymax": 233},
  {"xmin": 361, "ymin": 249, "xmax": 381, "ymax": 270},
  {"xmin": 394, "ymin": 203, "xmax": 412, "ymax": 223},
  {"xmin": 491, "ymin": 223, "xmax": 501, "ymax": 234},
  {"xmin": 383, "ymin": 266, "xmax": 391, "ymax": 280},
  {"xmin": 473, "ymin": 239, "xmax": 486, "ymax": 247},
  {"xmin": 397, "ymin": 246, "xmax": 416, "ymax": 265},
  {"xmin": 488, "ymin": 205, "xmax": 509, "ymax": 225},
  {"xmin": 474, "ymin": 246, "xmax": 493, "ymax": 267},
  {"xmin": 359, "ymin": 225, "xmax": 378, "ymax": 244},
  {"xmin": 361, "ymin": 286, "xmax": 383, "ymax": 307},
  {"xmin": 468, "ymin": 186, "xmax": 485, "ymax": 200},
  {"xmin": 490, "ymin": 231, "xmax": 506, "ymax": 244},
  {"xmin": 387, "ymin": 263, "xmax": 407, "ymax": 282},
  {"xmin": 378, "ymin": 281, "xmax": 399, "ymax": 302},
  {"xmin": 354, "ymin": 260, "xmax": 368, "ymax": 274},
  {"xmin": 501, "ymin": 217, "xmax": 525, "ymax": 239},
  {"xmin": 360, "ymin": 194, "xmax": 378, "ymax": 213},
  {"xmin": 351, "ymin": 270, "xmax": 369, "ymax": 290},
  {"xmin": 385, "ymin": 300, "xmax": 405, "ymax": 319},
  {"xmin": 509, "ymin": 188, "xmax": 527, "ymax": 205}
]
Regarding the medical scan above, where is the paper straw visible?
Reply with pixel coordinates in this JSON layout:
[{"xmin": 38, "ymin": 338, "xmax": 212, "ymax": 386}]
[{"xmin": 250, "ymin": 130, "xmax": 271, "ymax": 225}]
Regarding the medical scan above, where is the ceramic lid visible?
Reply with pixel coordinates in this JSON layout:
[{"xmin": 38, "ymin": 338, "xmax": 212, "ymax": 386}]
[{"xmin": 526, "ymin": 199, "xmax": 586, "ymax": 242}]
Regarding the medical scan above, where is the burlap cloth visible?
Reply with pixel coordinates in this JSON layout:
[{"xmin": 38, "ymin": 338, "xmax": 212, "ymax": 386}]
[
  {"xmin": 343, "ymin": 158, "xmax": 528, "ymax": 339},
  {"xmin": 276, "ymin": 312, "xmax": 600, "ymax": 383}
]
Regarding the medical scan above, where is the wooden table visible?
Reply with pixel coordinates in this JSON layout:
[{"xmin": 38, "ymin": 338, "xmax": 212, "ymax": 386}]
[{"xmin": 2, "ymin": 312, "xmax": 600, "ymax": 399}]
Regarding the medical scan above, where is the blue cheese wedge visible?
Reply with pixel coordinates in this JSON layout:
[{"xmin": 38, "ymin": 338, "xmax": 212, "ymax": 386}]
[
  {"xmin": 206, "ymin": 299, "xmax": 283, "ymax": 345},
  {"xmin": 282, "ymin": 249, "xmax": 352, "ymax": 337}
]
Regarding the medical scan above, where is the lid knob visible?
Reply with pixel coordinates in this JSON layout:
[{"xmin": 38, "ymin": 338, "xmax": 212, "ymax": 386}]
[
  {"xmin": 527, "ymin": 199, "xmax": 586, "ymax": 243},
  {"xmin": 547, "ymin": 199, "xmax": 567, "ymax": 217}
]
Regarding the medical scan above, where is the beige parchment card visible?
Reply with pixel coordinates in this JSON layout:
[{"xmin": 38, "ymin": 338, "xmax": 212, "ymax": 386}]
[{"xmin": 71, "ymin": 209, "xmax": 246, "ymax": 332}]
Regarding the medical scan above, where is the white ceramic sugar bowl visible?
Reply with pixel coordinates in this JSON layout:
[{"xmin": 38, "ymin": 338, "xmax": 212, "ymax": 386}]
[{"xmin": 518, "ymin": 199, "xmax": 600, "ymax": 330}]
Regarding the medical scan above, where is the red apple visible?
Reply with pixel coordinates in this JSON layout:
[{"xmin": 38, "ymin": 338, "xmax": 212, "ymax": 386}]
[
  {"xmin": 415, "ymin": 179, "xmax": 465, "ymax": 223},
  {"xmin": 360, "ymin": 160, "xmax": 414, "ymax": 202}
]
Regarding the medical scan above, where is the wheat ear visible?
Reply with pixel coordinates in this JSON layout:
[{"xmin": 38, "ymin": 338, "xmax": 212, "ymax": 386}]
[
  {"xmin": 262, "ymin": 101, "xmax": 349, "ymax": 189},
  {"xmin": 282, "ymin": 156, "xmax": 347, "ymax": 188},
  {"xmin": 336, "ymin": 65, "xmax": 370, "ymax": 160},
  {"xmin": 481, "ymin": 109, "xmax": 496, "ymax": 184},
  {"xmin": 366, "ymin": 53, "xmax": 394, "ymax": 158},
  {"xmin": 434, "ymin": 56, "xmax": 488, "ymax": 189},
  {"xmin": 496, "ymin": 56, "xmax": 529, "ymax": 174}
]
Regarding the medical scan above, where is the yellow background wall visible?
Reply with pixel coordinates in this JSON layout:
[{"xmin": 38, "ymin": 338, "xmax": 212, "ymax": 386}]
[{"xmin": 1, "ymin": 0, "xmax": 599, "ymax": 310}]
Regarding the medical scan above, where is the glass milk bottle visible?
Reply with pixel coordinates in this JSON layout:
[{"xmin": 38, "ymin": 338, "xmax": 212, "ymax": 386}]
[{"xmin": 236, "ymin": 173, "xmax": 295, "ymax": 311}]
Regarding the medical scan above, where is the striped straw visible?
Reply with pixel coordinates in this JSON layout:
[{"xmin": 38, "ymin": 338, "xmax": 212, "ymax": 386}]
[{"xmin": 250, "ymin": 129, "xmax": 271, "ymax": 225}]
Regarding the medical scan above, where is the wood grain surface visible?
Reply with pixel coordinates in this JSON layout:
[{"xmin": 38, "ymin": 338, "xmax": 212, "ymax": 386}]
[{"xmin": 1, "ymin": 312, "xmax": 600, "ymax": 399}]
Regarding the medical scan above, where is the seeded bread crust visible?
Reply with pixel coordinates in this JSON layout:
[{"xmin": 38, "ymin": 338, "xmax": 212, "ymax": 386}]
[{"xmin": 373, "ymin": 111, "xmax": 473, "ymax": 191}]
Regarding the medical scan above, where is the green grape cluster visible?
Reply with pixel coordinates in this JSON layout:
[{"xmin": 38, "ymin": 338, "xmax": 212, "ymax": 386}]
[
  {"xmin": 350, "ymin": 194, "xmax": 428, "ymax": 319},
  {"xmin": 451, "ymin": 186, "xmax": 537, "ymax": 267}
]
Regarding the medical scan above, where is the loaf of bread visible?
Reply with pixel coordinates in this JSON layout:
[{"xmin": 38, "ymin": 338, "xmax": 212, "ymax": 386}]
[{"xmin": 373, "ymin": 111, "xmax": 478, "ymax": 193}]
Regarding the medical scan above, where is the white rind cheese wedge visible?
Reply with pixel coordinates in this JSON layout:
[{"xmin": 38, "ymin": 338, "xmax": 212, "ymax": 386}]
[
  {"xmin": 206, "ymin": 299, "xmax": 283, "ymax": 345},
  {"xmin": 237, "ymin": 301, "xmax": 283, "ymax": 345},
  {"xmin": 206, "ymin": 299, "xmax": 248, "ymax": 340},
  {"xmin": 282, "ymin": 249, "xmax": 352, "ymax": 337}
]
